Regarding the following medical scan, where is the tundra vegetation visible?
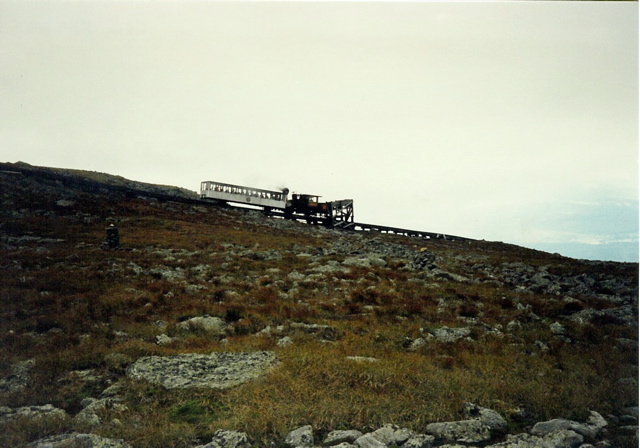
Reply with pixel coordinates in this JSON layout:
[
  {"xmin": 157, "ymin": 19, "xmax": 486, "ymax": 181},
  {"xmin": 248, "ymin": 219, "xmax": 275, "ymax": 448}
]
[{"xmin": 0, "ymin": 163, "xmax": 637, "ymax": 447}]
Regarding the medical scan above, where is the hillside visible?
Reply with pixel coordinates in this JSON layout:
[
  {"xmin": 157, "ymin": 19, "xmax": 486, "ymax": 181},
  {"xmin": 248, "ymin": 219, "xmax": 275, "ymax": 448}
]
[{"xmin": 0, "ymin": 162, "xmax": 637, "ymax": 448}]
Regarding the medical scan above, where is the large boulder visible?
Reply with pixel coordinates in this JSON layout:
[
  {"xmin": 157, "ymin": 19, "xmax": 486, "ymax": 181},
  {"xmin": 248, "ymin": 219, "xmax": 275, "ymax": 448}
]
[
  {"xmin": 530, "ymin": 411, "xmax": 607, "ymax": 441},
  {"xmin": 127, "ymin": 351, "xmax": 277, "ymax": 389}
]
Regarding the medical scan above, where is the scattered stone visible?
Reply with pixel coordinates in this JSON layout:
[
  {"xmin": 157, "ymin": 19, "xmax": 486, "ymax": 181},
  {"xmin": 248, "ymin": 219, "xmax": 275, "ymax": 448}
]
[
  {"xmin": 323, "ymin": 430, "xmax": 364, "ymax": 446},
  {"xmin": 75, "ymin": 398, "xmax": 128, "ymax": 426},
  {"xmin": 176, "ymin": 315, "xmax": 228, "ymax": 336},
  {"xmin": 371, "ymin": 424, "xmax": 415, "ymax": 445},
  {"xmin": 550, "ymin": 321, "xmax": 566, "ymax": 335},
  {"xmin": 464, "ymin": 402, "xmax": 508, "ymax": 432},
  {"xmin": 425, "ymin": 418, "xmax": 492, "ymax": 444},
  {"xmin": 346, "ymin": 356, "xmax": 378, "ymax": 363},
  {"xmin": 486, "ymin": 429, "xmax": 584, "ymax": 448},
  {"xmin": 0, "ymin": 404, "xmax": 67, "ymax": 422},
  {"xmin": 403, "ymin": 434, "xmax": 435, "ymax": 448},
  {"xmin": 0, "ymin": 358, "xmax": 35, "ymax": 392},
  {"xmin": 343, "ymin": 256, "xmax": 387, "ymax": 268},
  {"xmin": 530, "ymin": 411, "xmax": 607, "ymax": 441},
  {"xmin": 196, "ymin": 430, "xmax": 251, "ymax": 448},
  {"xmin": 285, "ymin": 425, "xmax": 314, "ymax": 447},
  {"xmin": 155, "ymin": 333, "xmax": 177, "ymax": 346},
  {"xmin": 277, "ymin": 336, "xmax": 294, "ymax": 347},
  {"xmin": 409, "ymin": 337, "xmax": 427, "ymax": 351},
  {"xmin": 425, "ymin": 404, "xmax": 507, "ymax": 445},
  {"xmin": 127, "ymin": 351, "xmax": 277, "ymax": 389},
  {"xmin": 290, "ymin": 322, "xmax": 339, "ymax": 341},
  {"xmin": 354, "ymin": 433, "xmax": 387, "ymax": 448},
  {"xmin": 431, "ymin": 326, "xmax": 471, "ymax": 343},
  {"xmin": 28, "ymin": 432, "xmax": 131, "ymax": 448}
]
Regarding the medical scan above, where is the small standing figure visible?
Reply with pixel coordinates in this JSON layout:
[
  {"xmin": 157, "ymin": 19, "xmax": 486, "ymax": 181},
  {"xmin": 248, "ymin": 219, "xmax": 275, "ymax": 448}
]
[{"xmin": 104, "ymin": 223, "xmax": 120, "ymax": 249}]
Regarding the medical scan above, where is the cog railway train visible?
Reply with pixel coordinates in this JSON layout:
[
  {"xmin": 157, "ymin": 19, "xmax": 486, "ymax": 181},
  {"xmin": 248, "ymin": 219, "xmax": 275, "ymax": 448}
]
[
  {"xmin": 200, "ymin": 180, "xmax": 354, "ymax": 228},
  {"xmin": 200, "ymin": 179, "xmax": 474, "ymax": 242}
]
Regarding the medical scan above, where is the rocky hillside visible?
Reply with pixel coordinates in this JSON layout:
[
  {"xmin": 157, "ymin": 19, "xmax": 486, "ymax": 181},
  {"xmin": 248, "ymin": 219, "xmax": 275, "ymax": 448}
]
[{"xmin": 0, "ymin": 162, "xmax": 637, "ymax": 447}]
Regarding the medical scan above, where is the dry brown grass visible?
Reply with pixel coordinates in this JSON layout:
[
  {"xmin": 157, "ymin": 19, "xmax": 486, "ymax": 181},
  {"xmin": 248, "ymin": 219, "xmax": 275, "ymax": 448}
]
[{"xmin": 0, "ymin": 184, "xmax": 637, "ymax": 447}]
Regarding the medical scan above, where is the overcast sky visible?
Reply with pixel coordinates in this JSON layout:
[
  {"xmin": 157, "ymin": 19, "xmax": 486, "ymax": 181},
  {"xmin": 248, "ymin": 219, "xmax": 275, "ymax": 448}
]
[{"xmin": 1, "ymin": 1, "xmax": 637, "ymax": 262}]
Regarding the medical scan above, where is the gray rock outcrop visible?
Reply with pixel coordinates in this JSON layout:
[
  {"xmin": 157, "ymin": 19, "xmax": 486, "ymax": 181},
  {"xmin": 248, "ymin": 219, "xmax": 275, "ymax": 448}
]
[{"xmin": 126, "ymin": 351, "xmax": 277, "ymax": 389}]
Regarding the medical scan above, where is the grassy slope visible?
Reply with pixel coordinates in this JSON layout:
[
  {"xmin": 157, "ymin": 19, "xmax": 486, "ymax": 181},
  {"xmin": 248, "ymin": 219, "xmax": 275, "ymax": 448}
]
[{"xmin": 0, "ymin": 165, "xmax": 637, "ymax": 447}]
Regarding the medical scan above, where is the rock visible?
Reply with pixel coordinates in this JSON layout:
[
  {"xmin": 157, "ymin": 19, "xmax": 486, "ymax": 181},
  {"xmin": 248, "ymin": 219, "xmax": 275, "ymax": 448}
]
[
  {"xmin": 176, "ymin": 315, "xmax": 228, "ymax": 336},
  {"xmin": 485, "ymin": 429, "xmax": 584, "ymax": 448},
  {"xmin": 425, "ymin": 419, "xmax": 492, "ymax": 444},
  {"xmin": 371, "ymin": 424, "xmax": 415, "ymax": 445},
  {"xmin": 75, "ymin": 398, "xmax": 128, "ymax": 426},
  {"xmin": 569, "ymin": 305, "xmax": 637, "ymax": 326},
  {"xmin": 290, "ymin": 322, "xmax": 339, "ymax": 341},
  {"xmin": 343, "ymin": 256, "xmax": 387, "ymax": 268},
  {"xmin": 425, "ymin": 404, "xmax": 507, "ymax": 445},
  {"xmin": 155, "ymin": 333, "xmax": 177, "ymax": 346},
  {"xmin": 411, "ymin": 250, "xmax": 437, "ymax": 270},
  {"xmin": 127, "ymin": 351, "xmax": 277, "ymax": 389},
  {"xmin": 530, "ymin": 412, "xmax": 607, "ymax": 441},
  {"xmin": 277, "ymin": 336, "xmax": 294, "ymax": 347},
  {"xmin": 409, "ymin": 338, "xmax": 427, "ymax": 351},
  {"xmin": 432, "ymin": 326, "xmax": 472, "ymax": 343},
  {"xmin": 333, "ymin": 443, "xmax": 357, "ymax": 448},
  {"xmin": 285, "ymin": 425, "xmax": 314, "ymax": 447},
  {"xmin": 0, "ymin": 404, "xmax": 67, "ymax": 422},
  {"xmin": 542, "ymin": 429, "xmax": 584, "ymax": 448},
  {"xmin": 28, "ymin": 432, "xmax": 131, "ymax": 447},
  {"xmin": 346, "ymin": 356, "xmax": 378, "ymax": 363},
  {"xmin": 550, "ymin": 322, "xmax": 565, "ymax": 335},
  {"xmin": 324, "ymin": 430, "xmax": 364, "ymax": 445},
  {"xmin": 403, "ymin": 434, "xmax": 435, "ymax": 448},
  {"xmin": 487, "ymin": 429, "xmax": 584, "ymax": 448},
  {"xmin": 432, "ymin": 269, "xmax": 471, "ymax": 283},
  {"xmin": 197, "ymin": 430, "xmax": 251, "ymax": 448},
  {"xmin": 0, "ymin": 358, "xmax": 35, "ymax": 392},
  {"xmin": 354, "ymin": 434, "xmax": 387, "ymax": 448},
  {"xmin": 464, "ymin": 403, "xmax": 508, "ymax": 432},
  {"xmin": 100, "ymin": 382, "xmax": 125, "ymax": 398}
]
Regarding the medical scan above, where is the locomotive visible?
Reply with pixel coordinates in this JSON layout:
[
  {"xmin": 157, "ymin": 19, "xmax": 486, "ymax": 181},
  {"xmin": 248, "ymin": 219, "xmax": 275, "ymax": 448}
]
[{"xmin": 200, "ymin": 180, "xmax": 354, "ymax": 228}]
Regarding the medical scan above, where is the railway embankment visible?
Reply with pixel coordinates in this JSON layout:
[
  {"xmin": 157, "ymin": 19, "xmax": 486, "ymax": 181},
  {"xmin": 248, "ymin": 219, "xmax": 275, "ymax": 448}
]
[{"xmin": 0, "ymin": 162, "xmax": 637, "ymax": 447}]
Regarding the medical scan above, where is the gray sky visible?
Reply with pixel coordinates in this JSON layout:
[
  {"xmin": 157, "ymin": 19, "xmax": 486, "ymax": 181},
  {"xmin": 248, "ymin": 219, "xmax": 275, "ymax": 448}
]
[{"xmin": 1, "ymin": 1, "xmax": 638, "ymax": 262}]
